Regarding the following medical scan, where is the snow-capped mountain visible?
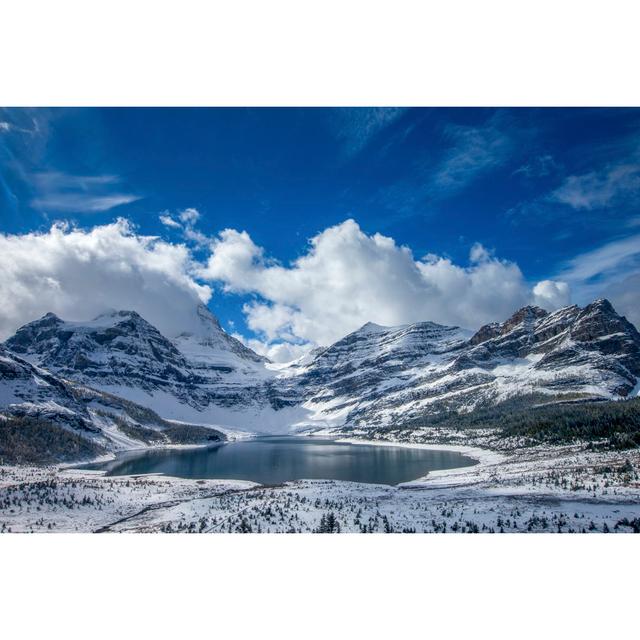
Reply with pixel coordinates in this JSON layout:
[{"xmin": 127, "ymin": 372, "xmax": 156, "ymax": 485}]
[
  {"xmin": 2, "ymin": 298, "xmax": 639, "ymax": 438},
  {"xmin": 0, "ymin": 344, "xmax": 225, "ymax": 457},
  {"xmin": 3, "ymin": 305, "xmax": 296, "ymax": 430},
  {"xmin": 5, "ymin": 310, "xmax": 194, "ymax": 389},
  {"xmin": 286, "ymin": 299, "xmax": 640, "ymax": 429}
]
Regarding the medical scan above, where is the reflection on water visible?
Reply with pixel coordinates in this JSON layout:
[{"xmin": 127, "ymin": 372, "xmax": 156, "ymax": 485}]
[{"xmin": 82, "ymin": 436, "xmax": 477, "ymax": 486}]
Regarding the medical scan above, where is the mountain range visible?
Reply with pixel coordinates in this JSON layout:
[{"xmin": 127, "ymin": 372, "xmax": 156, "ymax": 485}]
[{"xmin": 1, "ymin": 298, "xmax": 639, "ymax": 456}]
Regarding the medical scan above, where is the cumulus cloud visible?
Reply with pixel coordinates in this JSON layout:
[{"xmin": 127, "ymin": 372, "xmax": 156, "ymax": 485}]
[
  {"xmin": 0, "ymin": 219, "xmax": 211, "ymax": 340},
  {"xmin": 0, "ymin": 217, "xmax": 584, "ymax": 360},
  {"xmin": 233, "ymin": 334, "xmax": 312, "ymax": 364},
  {"xmin": 200, "ymin": 219, "xmax": 570, "ymax": 348},
  {"xmin": 183, "ymin": 226, "xmax": 209, "ymax": 247},
  {"xmin": 532, "ymin": 280, "xmax": 571, "ymax": 309}
]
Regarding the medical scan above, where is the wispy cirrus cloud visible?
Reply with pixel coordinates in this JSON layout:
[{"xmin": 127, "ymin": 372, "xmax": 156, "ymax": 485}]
[
  {"xmin": 551, "ymin": 232, "xmax": 640, "ymax": 328},
  {"xmin": 549, "ymin": 163, "xmax": 640, "ymax": 211},
  {"xmin": 29, "ymin": 171, "xmax": 140, "ymax": 213},
  {"xmin": 376, "ymin": 113, "xmax": 517, "ymax": 218},
  {"xmin": 557, "ymin": 233, "xmax": 640, "ymax": 288},
  {"xmin": 331, "ymin": 107, "xmax": 406, "ymax": 159},
  {"xmin": 159, "ymin": 207, "xmax": 208, "ymax": 247},
  {"xmin": 432, "ymin": 118, "xmax": 514, "ymax": 193},
  {"xmin": 507, "ymin": 133, "xmax": 640, "ymax": 227},
  {"xmin": 512, "ymin": 154, "xmax": 560, "ymax": 179}
]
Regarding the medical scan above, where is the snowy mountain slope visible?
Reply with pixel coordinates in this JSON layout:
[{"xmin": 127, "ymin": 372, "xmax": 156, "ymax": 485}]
[
  {"xmin": 5, "ymin": 310, "xmax": 194, "ymax": 389},
  {"xmin": 284, "ymin": 299, "xmax": 640, "ymax": 430},
  {"xmin": 172, "ymin": 303, "xmax": 268, "ymax": 368},
  {"xmin": 0, "ymin": 344, "xmax": 90, "ymax": 426},
  {"xmin": 3, "ymin": 298, "xmax": 639, "ymax": 439},
  {"xmin": 3, "ymin": 306, "xmax": 296, "ymax": 431},
  {"xmin": 0, "ymin": 345, "xmax": 224, "ymax": 458}
]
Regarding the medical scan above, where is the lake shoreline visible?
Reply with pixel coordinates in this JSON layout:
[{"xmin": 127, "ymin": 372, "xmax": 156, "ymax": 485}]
[
  {"xmin": 73, "ymin": 434, "xmax": 476, "ymax": 486},
  {"xmin": 3, "ymin": 438, "xmax": 640, "ymax": 532}
]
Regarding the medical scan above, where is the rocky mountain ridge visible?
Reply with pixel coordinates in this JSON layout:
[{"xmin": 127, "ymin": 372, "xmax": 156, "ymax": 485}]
[
  {"xmin": 2, "ymin": 299, "xmax": 639, "ymax": 445},
  {"xmin": 287, "ymin": 298, "xmax": 640, "ymax": 429},
  {"xmin": 3, "ymin": 305, "xmax": 294, "ymax": 427}
]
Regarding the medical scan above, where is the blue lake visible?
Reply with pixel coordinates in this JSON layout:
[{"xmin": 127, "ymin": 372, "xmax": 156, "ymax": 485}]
[{"xmin": 82, "ymin": 436, "xmax": 478, "ymax": 485}]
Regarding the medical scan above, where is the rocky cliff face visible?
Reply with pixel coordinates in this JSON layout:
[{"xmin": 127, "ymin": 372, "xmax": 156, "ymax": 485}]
[{"xmin": 0, "ymin": 344, "xmax": 90, "ymax": 427}]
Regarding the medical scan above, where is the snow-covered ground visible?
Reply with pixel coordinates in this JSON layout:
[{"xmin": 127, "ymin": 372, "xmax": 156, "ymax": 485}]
[{"xmin": 2, "ymin": 435, "xmax": 639, "ymax": 533}]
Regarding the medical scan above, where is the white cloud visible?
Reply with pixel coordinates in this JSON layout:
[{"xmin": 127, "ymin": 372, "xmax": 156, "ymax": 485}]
[
  {"xmin": 553, "ymin": 233, "xmax": 640, "ymax": 328},
  {"xmin": 29, "ymin": 171, "xmax": 140, "ymax": 213},
  {"xmin": 513, "ymin": 154, "xmax": 559, "ymax": 179},
  {"xmin": 12, "ymin": 217, "xmax": 627, "ymax": 359},
  {"xmin": 183, "ymin": 226, "xmax": 209, "ymax": 247},
  {"xmin": 558, "ymin": 233, "xmax": 640, "ymax": 285},
  {"xmin": 532, "ymin": 280, "xmax": 571, "ymax": 309},
  {"xmin": 377, "ymin": 114, "xmax": 517, "ymax": 216},
  {"xmin": 159, "ymin": 208, "xmax": 208, "ymax": 245},
  {"xmin": 0, "ymin": 219, "xmax": 211, "ymax": 340},
  {"xmin": 550, "ymin": 164, "xmax": 640, "ymax": 210},
  {"xmin": 159, "ymin": 214, "xmax": 181, "ymax": 228},
  {"xmin": 200, "ymin": 219, "xmax": 569, "ymax": 347},
  {"xmin": 469, "ymin": 242, "xmax": 492, "ymax": 263},
  {"xmin": 233, "ymin": 334, "xmax": 312, "ymax": 364},
  {"xmin": 433, "ymin": 118, "xmax": 514, "ymax": 192},
  {"xmin": 603, "ymin": 272, "xmax": 640, "ymax": 330},
  {"xmin": 31, "ymin": 193, "xmax": 140, "ymax": 212},
  {"xmin": 179, "ymin": 207, "xmax": 201, "ymax": 225}
]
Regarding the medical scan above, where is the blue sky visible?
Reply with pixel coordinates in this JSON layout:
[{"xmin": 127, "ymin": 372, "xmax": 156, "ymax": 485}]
[{"xmin": 1, "ymin": 107, "xmax": 640, "ymax": 360}]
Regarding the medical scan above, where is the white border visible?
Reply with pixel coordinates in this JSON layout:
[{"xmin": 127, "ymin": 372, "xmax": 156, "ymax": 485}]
[
  {"xmin": 2, "ymin": 535, "xmax": 639, "ymax": 639},
  {"xmin": 1, "ymin": 1, "xmax": 640, "ymax": 106}
]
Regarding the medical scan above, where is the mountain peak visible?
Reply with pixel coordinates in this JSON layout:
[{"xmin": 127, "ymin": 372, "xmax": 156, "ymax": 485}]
[
  {"xmin": 21, "ymin": 311, "xmax": 63, "ymax": 328},
  {"xmin": 91, "ymin": 309, "xmax": 146, "ymax": 325},
  {"xmin": 41, "ymin": 311, "xmax": 62, "ymax": 323},
  {"xmin": 585, "ymin": 298, "xmax": 616, "ymax": 315},
  {"xmin": 505, "ymin": 305, "xmax": 549, "ymax": 325},
  {"xmin": 196, "ymin": 302, "xmax": 222, "ymax": 328},
  {"xmin": 94, "ymin": 309, "xmax": 141, "ymax": 319},
  {"xmin": 357, "ymin": 321, "xmax": 389, "ymax": 334},
  {"xmin": 469, "ymin": 305, "xmax": 548, "ymax": 346},
  {"xmin": 171, "ymin": 303, "xmax": 268, "ymax": 365}
]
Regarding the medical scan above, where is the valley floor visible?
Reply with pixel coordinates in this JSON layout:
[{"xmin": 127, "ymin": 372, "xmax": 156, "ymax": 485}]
[{"xmin": 1, "ymin": 434, "xmax": 640, "ymax": 533}]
